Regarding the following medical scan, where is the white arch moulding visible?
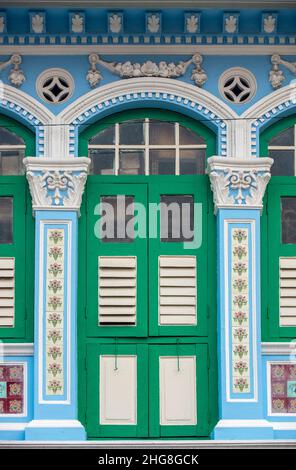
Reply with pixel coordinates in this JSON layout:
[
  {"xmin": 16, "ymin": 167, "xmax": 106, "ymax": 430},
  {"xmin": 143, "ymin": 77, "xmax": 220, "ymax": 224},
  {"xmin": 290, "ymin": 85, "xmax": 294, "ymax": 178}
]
[
  {"xmin": 242, "ymin": 83, "xmax": 296, "ymax": 157},
  {"xmin": 0, "ymin": 83, "xmax": 56, "ymax": 157},
  {"xmin": 58, "ymin": 78, "xmax": 240, "ymax": 159}
]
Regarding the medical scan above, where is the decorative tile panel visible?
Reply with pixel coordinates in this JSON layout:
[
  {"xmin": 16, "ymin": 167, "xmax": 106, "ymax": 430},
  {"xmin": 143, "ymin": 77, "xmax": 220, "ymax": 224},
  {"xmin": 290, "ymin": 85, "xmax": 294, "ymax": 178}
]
[
  {"xmin": 45, "ymin": 228, "xmax": 65, "ymax": 396},
  {"xmin": 270, "ymin": 363, "xmax": 296, "ymax": 414},
  {"xmin": 231, "ymin": 228, "xmax": 250, "ymax": 394},
  {"xmin": 0, "ymin": 364, "xmax": 24, "ymax": 415}
]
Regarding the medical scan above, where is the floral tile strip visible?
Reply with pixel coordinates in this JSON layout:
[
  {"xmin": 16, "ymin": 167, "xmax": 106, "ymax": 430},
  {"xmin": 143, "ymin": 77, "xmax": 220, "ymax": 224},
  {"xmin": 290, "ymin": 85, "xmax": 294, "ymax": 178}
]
[
  {"xmin": 0, "ymin": 365, "xmax": 24, "ymax": 414},
  {"xmin": 270, "ymin": 364, "xmax": 296, "ymax": 414},
  {"xmin": 231, "ymin": 228, "xmax": 250, "ymax": 393},
  {"xmin": 46, "ymin": 228, "xmax": 64, "ymax": 396}
]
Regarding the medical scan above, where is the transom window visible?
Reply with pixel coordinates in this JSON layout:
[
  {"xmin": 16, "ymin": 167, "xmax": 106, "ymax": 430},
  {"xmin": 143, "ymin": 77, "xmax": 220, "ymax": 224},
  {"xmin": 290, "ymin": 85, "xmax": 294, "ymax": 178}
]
[
  {"xmin": 267, "ymin": 125, "xmax": 296, "ymax": 176},
  {"xmin": 0, "ymin": 127, "xmax": 25, "ymax": 175},
  {"xmin": 88, "ymin": 119, "xmax": 207, "ymax": 175}
]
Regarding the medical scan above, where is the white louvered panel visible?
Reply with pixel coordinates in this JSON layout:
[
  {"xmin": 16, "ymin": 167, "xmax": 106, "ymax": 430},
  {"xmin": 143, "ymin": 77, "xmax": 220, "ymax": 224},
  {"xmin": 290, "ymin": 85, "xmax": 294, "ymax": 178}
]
[
  {"xmin": 0, "ymin": 257, "xmax": 15, "ymax": 328},
  {"xmin": 159, "ymin": 256, "xmax": 197, "ymax": 326},
  {"xmin": 99, "ymin": 256, "xmax": 137, "ymax": 325},
  {"xmin": 279, "ymin": 257, "xmax": 296, "ymax": 327}
]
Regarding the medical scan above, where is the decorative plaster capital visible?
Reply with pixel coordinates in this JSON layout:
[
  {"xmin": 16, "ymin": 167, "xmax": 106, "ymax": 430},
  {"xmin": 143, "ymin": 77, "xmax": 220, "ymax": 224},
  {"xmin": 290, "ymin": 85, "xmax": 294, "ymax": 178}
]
[
  {"xmin": 24, "ymin": 157, "xmax": 91, "ymax": 215},
  {"xmin": 207, "ymin": 156, "xmax": 274, "ymax": 214}
]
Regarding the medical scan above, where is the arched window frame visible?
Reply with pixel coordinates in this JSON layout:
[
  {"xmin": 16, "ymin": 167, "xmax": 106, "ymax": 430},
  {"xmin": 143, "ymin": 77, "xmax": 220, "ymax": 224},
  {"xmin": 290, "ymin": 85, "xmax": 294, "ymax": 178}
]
[
  {"xmin": 78, "ymin": 109, "xmax": 216, "ymax": 174},
  {"xmin": 0, "ymin": 114, "xmax": 35, "ymax": 341},
  {"xmin": 261, "ymin": 114, "xmax": 296, "ymax": 341}
]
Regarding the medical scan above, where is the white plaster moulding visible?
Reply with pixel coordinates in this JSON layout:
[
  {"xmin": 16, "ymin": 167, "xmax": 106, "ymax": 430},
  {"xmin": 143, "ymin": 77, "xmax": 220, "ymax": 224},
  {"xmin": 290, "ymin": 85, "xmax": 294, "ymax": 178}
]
[
  {"xmin": 24, "ymin": 157, "xmax": 91, "ymax": 171},
  {"xmin": 25, "ymin": 420, "xmax": 85, "ymax": 429},
  {"xmin": 215, "ymin": 419, "xmax": 273, "ymax": 428},
  {"xmin": 1, "ymin": 45, "xmax": 296, "ymax": 56},
  {"xmin": 242, "ymin": 84, "xmax": 296, "ymax": 121},
  {"xmin": 0, "ymin": 343, "xmax": 34, "ymax": 356},
  {"xmin": 261, "ymin": 342, "xmax": 296, "ymax": 356}
]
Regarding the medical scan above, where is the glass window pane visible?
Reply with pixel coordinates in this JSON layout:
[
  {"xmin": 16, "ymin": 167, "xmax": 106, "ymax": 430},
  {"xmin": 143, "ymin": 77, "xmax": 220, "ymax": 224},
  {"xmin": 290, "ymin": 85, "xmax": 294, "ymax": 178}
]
[
  {"xmin": 180, "ymin": 149, "xmax": 206, "ymax": 175},
  {"xmin": 0, "ymin": 197, "xmax": 13, "ymax": 244},
  {"xmin": 160, "ymin": 195, "xmax": 194, "ymax": 242},
  {"xmin": 119, "ymin": 150, "xmax": 145, "ymax": 175},
  {"xmin": 0, "ymin": 150, "xmax": 24, "ymax": 175},
  {"xmin": 119, "ymin": 121, "xmax": 144, "ymax": 145},
  {"xmin": 281, "ymin": 197, "xmax": 296, "ymax": 244},
  {"xmin": 149, "ymin": 121, "xmax": 175, "ymax": 145},
  {"xmin": 150, "ymin": 150, "xmax": 175, "ymax": 175},
  {"xmin": 269, "ymin": 127, "xmax": 294, "ymax": 147},
  {"xmin": 89, "ymin": 125, "xmax": 115, "ymax": 145},
  {"xmin": 0, "ymin": 127, "xmax": 24, "ymax": 146},
  {"xmin": 89, "ymin": 149, "xmax": 115, "ymax": 175},
  {"xmin": 101, "ymin": 196, "xmax": 134, "ymax": 243},
  {"xmin": 179, "ymin": 126, "xmax": 205, "ymax": 145},
  {"xmin": 269, "ymin": 150, "xmax": 295, "ymax": 176}
]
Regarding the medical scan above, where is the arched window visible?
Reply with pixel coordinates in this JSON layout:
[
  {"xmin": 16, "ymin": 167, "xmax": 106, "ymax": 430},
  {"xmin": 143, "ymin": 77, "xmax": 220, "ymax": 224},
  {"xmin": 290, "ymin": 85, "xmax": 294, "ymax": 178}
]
[
  {"xmin": 260, "ymin": 115, "xmax": 296, "ymax": 176},
  {"xmin": 0, "ymin": 114, "xmax": 34, "ymax": 340},
  {"xmin": 0, "ymin": 115, "xmax": 34, "ymax": 175},
  {"xmin": 79, "ymin": 109, "xmax": 216, "ymax": 175},
  {"xmin": 261, "ymin": 115, "xmax": 296, "ymax": 341}
]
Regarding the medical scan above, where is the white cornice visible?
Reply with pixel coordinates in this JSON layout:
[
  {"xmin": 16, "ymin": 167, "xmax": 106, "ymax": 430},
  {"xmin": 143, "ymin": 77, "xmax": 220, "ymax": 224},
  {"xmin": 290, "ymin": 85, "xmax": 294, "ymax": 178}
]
[
  {"xmin": 1, "ymin": 45, "xmax": 296, "ymax": 56},
  {"xmin": 0, "ymin": 343, "xmax": 34, "ymax": 356},
  {"xmin": 261, "ymin": 342, "xmax": 296, "ymax": 356}
]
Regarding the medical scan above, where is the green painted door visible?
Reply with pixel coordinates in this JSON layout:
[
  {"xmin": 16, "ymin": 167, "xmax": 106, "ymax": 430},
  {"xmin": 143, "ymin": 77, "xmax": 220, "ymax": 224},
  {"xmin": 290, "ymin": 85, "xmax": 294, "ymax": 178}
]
[{"xmin": 80, "ymin": 175, "xmax": 216, "ymax": 439}]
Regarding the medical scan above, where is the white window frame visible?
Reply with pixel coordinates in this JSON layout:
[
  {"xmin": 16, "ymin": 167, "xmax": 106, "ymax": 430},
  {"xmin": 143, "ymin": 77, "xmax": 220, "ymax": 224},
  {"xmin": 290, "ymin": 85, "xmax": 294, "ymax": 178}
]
[
  {"xmin": 88, "ymin": 119, "xmax": 207, "ymax": 176},
  {"xmin": 268, "ymin": 124, "xmax": 296, "ymax": 175}
]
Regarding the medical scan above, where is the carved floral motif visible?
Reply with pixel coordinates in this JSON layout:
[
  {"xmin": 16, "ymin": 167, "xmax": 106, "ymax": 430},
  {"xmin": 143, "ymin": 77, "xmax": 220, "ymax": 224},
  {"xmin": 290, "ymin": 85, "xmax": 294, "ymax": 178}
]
[
  {"xmin": 147, "ymin": 14, "xmax": 160, "ymax": 33},
  {"xmin": 225, "ymin": 15, "xmax": 238, "ymax": 34},
  {"xmin": 186, "ymin": 14, "xmax": 199, "ymax": 33},
  {"xmin": 109, "ymin": 14, "xmax": 122, "ymax": 33},
  {"xmin": 71, "ymin": 14, "xmax": 84, "ymax": 33},
  {"xmin": 0, "ymin": 54, "xmax": 25, "ymax": 87},
  {"xmin": 263, "ymin": 15, "xmax": 276, "ymax": 34},
  {"xmin": 31, "ymin": 14, "xmax": 44, "ymax": 34},
  {"xmin": 269, "ymin": 54, "xmax": 296, "ymax": 89},
  {"xmin": 86, "ymin": 53, "xmax": 207, "ymax": 88}
]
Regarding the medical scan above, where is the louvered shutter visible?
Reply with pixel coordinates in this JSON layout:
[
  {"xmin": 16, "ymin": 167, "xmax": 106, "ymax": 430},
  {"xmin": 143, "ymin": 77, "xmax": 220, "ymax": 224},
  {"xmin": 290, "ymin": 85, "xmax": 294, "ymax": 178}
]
[
  {"xmin": 98, "ymin": 256, "xmax": 137, "ymax": 325},
  {"xmin": 159, "ymin": 256, "xmax": 197, "ymax": 325},
  {"xmin": 0, "ymin": 258, "xmax": 15, "ymax": 327},
  {"xmin": 279, "ymin": 257, "xmax": 296, "ymax": 327}
]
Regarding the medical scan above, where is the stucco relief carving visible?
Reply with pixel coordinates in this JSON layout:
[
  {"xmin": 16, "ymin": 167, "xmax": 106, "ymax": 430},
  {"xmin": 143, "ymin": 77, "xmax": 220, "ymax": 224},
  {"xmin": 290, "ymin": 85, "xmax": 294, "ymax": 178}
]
[
  {"xmin": 207, "ymin": 156, "xmax": 273, "ymax": 213},
  {"xmin": 269, "ymin": 54, "xmax": 296, "ymax": 89},
  {"xmin": 86, "ymin": 53, "xmax": 207, "ymax": 88},
  {"xmin": 24, "ymin": 158, "xmax": 90, "ymax": 213},
  {"xmin": 0, "ymin": 54, "xmax": 25, "ymax": 87}
]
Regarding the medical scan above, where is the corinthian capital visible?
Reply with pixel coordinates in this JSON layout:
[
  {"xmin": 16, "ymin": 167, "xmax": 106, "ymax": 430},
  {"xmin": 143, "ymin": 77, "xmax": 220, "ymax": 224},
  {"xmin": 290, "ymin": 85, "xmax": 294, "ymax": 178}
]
[
  {"xmin": 24, "ymin": 157, "xmax": 91, "ymax": 214},
  {"xmin": 207, "ymin": 156, "xmax": 273, "ymax": 214}
]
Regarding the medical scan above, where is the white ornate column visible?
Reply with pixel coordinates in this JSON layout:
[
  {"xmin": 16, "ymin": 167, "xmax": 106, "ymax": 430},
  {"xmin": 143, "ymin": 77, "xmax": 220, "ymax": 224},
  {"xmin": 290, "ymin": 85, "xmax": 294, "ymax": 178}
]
[
  {"xmin": 207, "ymin": 156, "xmax": 275, "ymax": 439},
  {"xmin": 23, "ymin": 158, "xmax": 90, "ymax": 441}
]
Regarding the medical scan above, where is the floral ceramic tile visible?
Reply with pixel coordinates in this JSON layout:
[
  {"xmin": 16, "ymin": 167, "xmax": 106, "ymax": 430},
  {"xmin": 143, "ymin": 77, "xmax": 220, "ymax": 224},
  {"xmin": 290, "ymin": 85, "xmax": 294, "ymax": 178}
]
[
  {"xmin": 0, "ymin": 365, "xmax": 24, "ymax": 414},
  {"xmin": 271, "ymin": 364, "xmax": 296, "ymax": 413}
]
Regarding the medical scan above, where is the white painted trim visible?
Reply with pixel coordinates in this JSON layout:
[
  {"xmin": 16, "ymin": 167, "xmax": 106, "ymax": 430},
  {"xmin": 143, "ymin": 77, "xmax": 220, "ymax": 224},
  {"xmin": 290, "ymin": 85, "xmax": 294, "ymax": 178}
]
[
  {"xmin": 261, "ymin": 342, "xmax": 296, "ymax": 356},
  {"xmin": 38, "ymin": 220, "xmax": 72, "ymax": 405},
  {"xmin": 0, "ymin": 423, "xmax": 26, "ymax": 431},
  {"xmin": 215, "ymin": 419, "xmax": 273, "ymax": 428},
  {"xmin": 36, "ymin": 68, "xmax": 75, "ymax": 105},
  {"xmin": 218, "ymin": 67, "xmax": 257, "ymax": 105},
  {"xmin": 272, "ymin": 422, "xmax": 296, "ymax": 430},
  {"xmin": 58, "ymin": 77, "xmax": 238, "ymax": 159},
  {"xmin": 0, "ymin": 343, "xmax": 34, "ymax": 356},
  {"xmin": 25, "ymin": 419, "xmax": 85, "ymax": 429},
  {"xmin": 1, "ymin": 45, "xmax": 296, "ymax": 56},
  {"xmin": 224, "ymin": 219, "xmax": 258, "ymax": 403},
  {"xmin": 1, "ymin": 83, "xmax": 56, "ymax": 158}
]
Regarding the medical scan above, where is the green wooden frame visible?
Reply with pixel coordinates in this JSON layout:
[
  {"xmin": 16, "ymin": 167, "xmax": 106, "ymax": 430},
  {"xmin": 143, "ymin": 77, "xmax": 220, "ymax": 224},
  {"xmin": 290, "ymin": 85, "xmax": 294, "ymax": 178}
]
[
  {"xmin": 86, "ymin": 181, "xmax": 148, "ymax": 337},
  {"xmin": 0, "ymin": 114, "xmax": 35, "ymax": 157},
  {"xmin": 78, "ymin": 108, "xmax": 218, "ymax": 439},
  {"xmin": 86, "ymin": 342, "xmax": 149, "ymax": 438},
  {"xmin": 261, "ymin": 114, "xmax": 296, "ymax": 341},
  {"xmin": 0, "ymin": 115, "xmax": 35, "ymax": 341},
  {"xmin": 78, "ymin": 108, "xmax": 216, "ymax": 160},
  {"xmin": 149, "ymin": 343, "xmax": 209, "ymax": 437},
  {"xmin": 148, "ymin": 177, "xmax": 208, "ymax": 337}
]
